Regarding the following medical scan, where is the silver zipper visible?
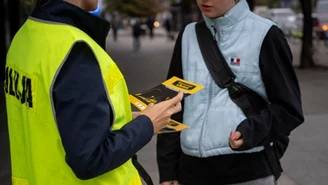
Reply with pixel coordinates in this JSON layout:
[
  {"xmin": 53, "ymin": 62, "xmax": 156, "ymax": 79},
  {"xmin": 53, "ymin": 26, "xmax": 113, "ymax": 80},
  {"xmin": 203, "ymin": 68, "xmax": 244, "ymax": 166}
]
[{"xmin": 211, "ymin": 24, "xmax": 218, "ymax": 41}]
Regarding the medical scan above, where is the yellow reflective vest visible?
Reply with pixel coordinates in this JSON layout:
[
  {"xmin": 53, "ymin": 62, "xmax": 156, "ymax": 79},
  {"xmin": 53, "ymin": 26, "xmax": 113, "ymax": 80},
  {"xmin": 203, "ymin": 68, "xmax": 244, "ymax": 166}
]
[{"xmin": 5, "ymin": 18, "xmax": 141, "ymax": 185}]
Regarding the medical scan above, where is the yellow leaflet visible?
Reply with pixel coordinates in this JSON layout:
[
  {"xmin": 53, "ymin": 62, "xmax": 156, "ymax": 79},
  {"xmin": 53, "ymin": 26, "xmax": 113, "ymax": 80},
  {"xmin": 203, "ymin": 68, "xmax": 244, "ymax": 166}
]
[{"xmin": 162, "ymin": 76, "xmax": 204, "ymax": 95}]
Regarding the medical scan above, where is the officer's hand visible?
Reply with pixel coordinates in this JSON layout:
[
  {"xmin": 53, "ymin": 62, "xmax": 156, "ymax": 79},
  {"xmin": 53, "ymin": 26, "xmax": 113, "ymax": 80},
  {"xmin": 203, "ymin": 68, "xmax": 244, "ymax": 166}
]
[
  {"xmin": 161, "ymin": 181, "xmax": 179, "ymax": 185},
  {"xmin": 140, "ymin": 91, "xmax": 183, "ymax": 134},
  {"xmin": 132, "ymin": 112, "xmax": 141, "ymax": 119},
  {"xmin": 229, "ymin": 131, "xmax": 244, "ymax": 149}
]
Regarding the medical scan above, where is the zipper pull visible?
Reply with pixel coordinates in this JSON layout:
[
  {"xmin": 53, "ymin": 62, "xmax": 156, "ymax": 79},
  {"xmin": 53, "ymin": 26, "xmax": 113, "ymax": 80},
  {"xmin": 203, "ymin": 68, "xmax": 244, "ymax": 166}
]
[{"xmin": 211, "ymin": 25, "xmax": 217, "ymax": 42}]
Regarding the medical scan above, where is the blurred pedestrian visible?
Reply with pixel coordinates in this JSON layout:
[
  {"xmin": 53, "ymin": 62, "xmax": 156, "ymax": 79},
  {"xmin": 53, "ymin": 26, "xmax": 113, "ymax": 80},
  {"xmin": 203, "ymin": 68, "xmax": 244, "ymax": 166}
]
[
  {"xmin": 111, "ymin": 15, "xmax": 118, "ymax": 41},
  {"xmin": 163, "ymin": 10, "xmax": 174, "ymax": 41},
  {"xmin": 132, "ymin": 19, "xmax": 142, "ymax": 51},
  {"xmin": 146, "ymin": 16, "xmax": 155, "ymax": 39},
  {"xmin": 103, "ymin": 12, "xmax": 118, "ymax": 42},
  {"xmin": 164, "ymin": 18, "xmax": 174, "ymax": 41}
]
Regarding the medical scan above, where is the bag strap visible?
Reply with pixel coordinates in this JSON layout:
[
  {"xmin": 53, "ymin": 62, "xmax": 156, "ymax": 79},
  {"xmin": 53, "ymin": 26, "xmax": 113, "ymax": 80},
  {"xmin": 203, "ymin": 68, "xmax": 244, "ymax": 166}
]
[
  {"xmin": 132, "ymin": 155, "xmax": 154, "ymax": 185},
  {"xmin": 195, "ymin": 21, "xmax": 255, "ymax": 117},
  {"xmin": 195, "ymin": 22, "xmax": 285, "ymax": 179},
  {"xmin": 195, "ymin": 21, "xmax": 236, "ymax": 89}
]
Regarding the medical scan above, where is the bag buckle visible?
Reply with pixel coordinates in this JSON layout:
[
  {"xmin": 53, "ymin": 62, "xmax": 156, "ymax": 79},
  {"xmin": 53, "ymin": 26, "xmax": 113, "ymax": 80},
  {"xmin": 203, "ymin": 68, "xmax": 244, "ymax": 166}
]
[{"xmin": 226, "ymin": 82, "xmax": 243, "ymax": 98}]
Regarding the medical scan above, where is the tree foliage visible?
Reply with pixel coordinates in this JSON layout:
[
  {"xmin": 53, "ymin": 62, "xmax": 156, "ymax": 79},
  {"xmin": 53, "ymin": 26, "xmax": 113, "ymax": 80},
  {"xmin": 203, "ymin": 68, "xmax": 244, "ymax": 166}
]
[{"xmin": 104, "ymin": 0, "xmax": 163, "ymax": 17}]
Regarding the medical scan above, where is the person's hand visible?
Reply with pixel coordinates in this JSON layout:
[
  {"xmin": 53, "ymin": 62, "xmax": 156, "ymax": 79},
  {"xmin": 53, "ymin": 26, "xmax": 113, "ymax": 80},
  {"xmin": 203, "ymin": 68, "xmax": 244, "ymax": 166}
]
[
  {"xmin": 229, "ymin": 131, "xmax": 244, "ymax": 149},
  {"xmin": 161, "ymin": 180, "xmax": 179, "ymax": 185},
  {"xmin": 132, "ymin": 111, "xmax": 141, "ymax": 119},
  {"xmin": 140, "ymin": 91, "xmax": 184, "ymax": 134}
]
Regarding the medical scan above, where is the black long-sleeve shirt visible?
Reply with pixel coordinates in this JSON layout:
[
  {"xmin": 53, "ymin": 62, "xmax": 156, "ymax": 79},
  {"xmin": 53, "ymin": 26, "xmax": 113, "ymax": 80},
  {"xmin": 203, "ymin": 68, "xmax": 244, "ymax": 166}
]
[
  {"xmin": 157, "ymin": 25, "xmax": 304, "ymax": 184},
  {"xmin": 31, "ymin": 0, "xmax": 154, "ymax": 180}
]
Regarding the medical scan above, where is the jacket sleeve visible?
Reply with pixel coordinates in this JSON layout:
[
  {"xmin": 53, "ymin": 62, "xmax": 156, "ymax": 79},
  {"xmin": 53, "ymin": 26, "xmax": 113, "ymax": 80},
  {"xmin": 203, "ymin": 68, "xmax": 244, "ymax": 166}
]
[
  {"xmin": 235, "ymin": 25, "xmax": 304, "ymax": 150},
  {"xmin": 156, "ymin": 29, "xmax": 185, "ymax": 183},
  {"xmin": 52, "ymin": 41, "xmax": 154, "ymax": 180}
]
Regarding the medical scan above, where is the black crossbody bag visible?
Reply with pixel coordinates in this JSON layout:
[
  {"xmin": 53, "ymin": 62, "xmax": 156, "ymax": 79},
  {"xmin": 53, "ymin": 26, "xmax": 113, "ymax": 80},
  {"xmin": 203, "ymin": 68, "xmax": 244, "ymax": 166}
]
[{"xmin": 195, "ymin": 21, "xmax": 289, "ymax": 179}]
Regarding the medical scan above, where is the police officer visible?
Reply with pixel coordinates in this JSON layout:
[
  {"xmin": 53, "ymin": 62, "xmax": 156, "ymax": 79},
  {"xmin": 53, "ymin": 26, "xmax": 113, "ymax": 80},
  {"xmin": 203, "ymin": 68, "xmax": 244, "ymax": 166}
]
[{"xmin": 5, "ymin": 0, "xmax": 183, "ymax": 184}]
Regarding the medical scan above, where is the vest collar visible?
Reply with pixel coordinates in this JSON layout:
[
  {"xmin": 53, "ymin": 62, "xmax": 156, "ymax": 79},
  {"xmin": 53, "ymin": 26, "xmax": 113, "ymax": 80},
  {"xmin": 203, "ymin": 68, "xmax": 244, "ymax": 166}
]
[
  {"xmin": 31, "ymin": 0, "xmax": 110, "ymax": 48},
  {"xmin": 203, "ymin": 0, "xmax": 250, "ymax": 34}
]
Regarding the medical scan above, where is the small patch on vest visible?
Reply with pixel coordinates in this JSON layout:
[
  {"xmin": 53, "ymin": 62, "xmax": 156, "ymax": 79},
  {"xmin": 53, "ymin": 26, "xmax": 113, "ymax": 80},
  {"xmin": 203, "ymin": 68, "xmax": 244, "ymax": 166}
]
[
  {"xmin": 4, "ymin": 66, "xmax": 34, "ymax": 108},
  {"xmin": 230, "ymin": 58, "xmax": 241, "ymax": 66}
]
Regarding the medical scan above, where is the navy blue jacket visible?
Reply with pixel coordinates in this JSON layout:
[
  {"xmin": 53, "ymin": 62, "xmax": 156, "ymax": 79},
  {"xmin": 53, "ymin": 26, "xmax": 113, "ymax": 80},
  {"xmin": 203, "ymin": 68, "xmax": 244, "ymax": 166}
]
[{"xmin": 31, "ymin": 0, "xmax": 153, "ymax": 180}]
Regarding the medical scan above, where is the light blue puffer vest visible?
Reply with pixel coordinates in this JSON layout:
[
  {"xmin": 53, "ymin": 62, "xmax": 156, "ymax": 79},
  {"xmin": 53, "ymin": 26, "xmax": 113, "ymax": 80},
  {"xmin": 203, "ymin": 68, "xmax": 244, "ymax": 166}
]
[{"xmin": 181, "ymin": 0, "xmax": 275, "ymax": 157}]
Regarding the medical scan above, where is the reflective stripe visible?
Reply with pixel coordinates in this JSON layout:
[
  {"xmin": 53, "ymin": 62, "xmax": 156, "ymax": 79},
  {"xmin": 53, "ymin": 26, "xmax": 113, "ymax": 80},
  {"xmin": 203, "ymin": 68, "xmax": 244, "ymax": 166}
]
[
  {"xmin": 12, "ymin": 177, "xmax": 29, "ymax": 185},
  {"xmin": 29, "ymin": 16, "xmax": 67, "ymax": 25},
  {"xmin": 129, "ymin": 172, "xmax": 142, "ymax": 185},
  {"xmin": 49, "ymin": 40, "xmax": 80, "ymax": 130}
]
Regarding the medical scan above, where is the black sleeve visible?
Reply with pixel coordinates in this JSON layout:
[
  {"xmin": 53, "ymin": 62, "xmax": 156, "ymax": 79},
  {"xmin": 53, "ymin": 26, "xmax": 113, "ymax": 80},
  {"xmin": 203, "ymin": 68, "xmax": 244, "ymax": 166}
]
[
  {"xmin": 156, "ymin": 29, "xmax": 185, "ymax": 183},
  {"xmin": 235, "ymin": 26, "xmax": 304, "ymax": 150},
  {"xmin": 52, "ymin": 41, "xmax": 154, "ymax": 180}
]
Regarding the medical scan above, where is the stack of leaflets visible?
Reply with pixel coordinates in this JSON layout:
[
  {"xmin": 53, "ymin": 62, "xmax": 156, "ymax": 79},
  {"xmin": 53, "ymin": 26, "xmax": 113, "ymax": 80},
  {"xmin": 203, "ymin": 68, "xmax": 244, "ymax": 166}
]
[{"xmin": 129, "ymin": 76, "xmax": 204, "ymax": 134}]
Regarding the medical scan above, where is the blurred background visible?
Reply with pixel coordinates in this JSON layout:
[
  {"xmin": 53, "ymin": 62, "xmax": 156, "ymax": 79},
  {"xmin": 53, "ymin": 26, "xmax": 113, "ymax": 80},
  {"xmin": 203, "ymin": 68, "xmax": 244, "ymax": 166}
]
[{"xmin": 1, "ymin": 0, "xmax": 327, "ymax": 185}]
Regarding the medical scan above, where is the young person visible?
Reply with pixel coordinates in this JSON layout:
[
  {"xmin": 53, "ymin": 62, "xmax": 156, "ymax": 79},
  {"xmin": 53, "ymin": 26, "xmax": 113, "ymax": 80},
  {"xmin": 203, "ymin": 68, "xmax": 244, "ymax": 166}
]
[{"xmin": 157, "ymin": 0, "xmax": 304, "ymax": 184}]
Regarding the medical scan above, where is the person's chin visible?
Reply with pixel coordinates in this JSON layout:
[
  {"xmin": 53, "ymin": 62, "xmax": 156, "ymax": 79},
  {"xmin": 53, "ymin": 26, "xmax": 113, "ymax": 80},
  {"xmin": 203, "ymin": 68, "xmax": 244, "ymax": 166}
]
[
  {"xmin": 203, "ymin": 13, "xmax": 217, "ymax": 19},
  {"xmin": 85, "ymin": 5, "xmax": 98, "ymax": 12},
  {"xmin": 89, "ymin": 8, "xmax": 97, "ymax": 12}
]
